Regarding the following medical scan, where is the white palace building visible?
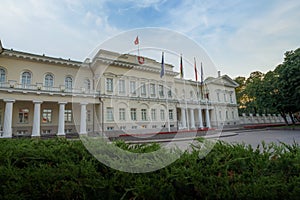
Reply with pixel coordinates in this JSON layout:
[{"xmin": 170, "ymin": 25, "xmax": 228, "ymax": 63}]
[{"xmin": 0, "ymin": 40, "xmax": 239, "ymax": 138}]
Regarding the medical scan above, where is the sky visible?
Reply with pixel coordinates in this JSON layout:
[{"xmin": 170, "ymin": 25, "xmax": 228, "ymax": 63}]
[{"xmin": 0, "ymin": 0, "xmax": 299, "ymax": 79}]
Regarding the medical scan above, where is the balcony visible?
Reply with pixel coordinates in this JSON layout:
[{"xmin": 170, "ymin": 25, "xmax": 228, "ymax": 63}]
[{"xmin": 0, "ymin": 81, "xmax": 100, "ymax": 96}]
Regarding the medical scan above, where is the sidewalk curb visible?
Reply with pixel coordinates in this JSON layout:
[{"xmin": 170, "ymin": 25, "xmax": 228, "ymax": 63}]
[{"xmin": 125, "ymin": 132, "xmax": 239, "ymax": 144}]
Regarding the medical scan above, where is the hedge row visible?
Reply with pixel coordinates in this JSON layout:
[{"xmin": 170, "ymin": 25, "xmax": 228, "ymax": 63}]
[{"xmin": 0, "ymin": 138, "xmax": 299, "ymax": 199}]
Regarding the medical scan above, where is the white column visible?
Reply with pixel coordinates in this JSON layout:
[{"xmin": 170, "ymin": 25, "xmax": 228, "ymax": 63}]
[
  {"xmin": 3, "ymin": 99, "xmax": 15, "ymax": 138},
  {"xmin": 181, "ymin": 107, "xmax": 186, "ymax": 129},
  {"xmin": 190, "ymin": 108, "xmax": 195, "ymax": 129},
  {"xmin": 32, "ymin": 100, "xmax": 43, "ymax": 137},
  {"xmin": 80, "ymin": 102, "xmax": 88, "ymax": 134},
  {"xmin": 57, "ymin": 102, "xmax": 67, "ymax": 136},
  {"xmin": 206, "ymin": 108, "xmax": 211, "ymax": 128},
  {"xmin": 198, "ymin": 108, "xmax": 203, "ymax": 129}
]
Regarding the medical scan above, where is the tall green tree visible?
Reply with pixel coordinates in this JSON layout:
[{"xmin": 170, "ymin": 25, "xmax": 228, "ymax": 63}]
[{"xmin": 275, "ymin": 48, "xmax": 300, "ymax": 124}]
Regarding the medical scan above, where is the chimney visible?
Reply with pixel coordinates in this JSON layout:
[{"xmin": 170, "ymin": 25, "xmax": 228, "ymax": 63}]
[{"xmin": 218, "ymin": 71, "xmax": 221, "ymax": 77}]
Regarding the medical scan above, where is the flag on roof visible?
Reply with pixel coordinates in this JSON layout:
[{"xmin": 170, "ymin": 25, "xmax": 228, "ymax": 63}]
[
  {"xmin": 134, "ymin": 36, "xmax": 139, "ymax": 45},
  {"xmin": 160, "ymin": 52, "xmax": 165, "ymax": 78},
  {"xmin": 194, "ymin": 57, "xmax": 198, "ymax": 81},
  {"xmin": 180, "ymin": 54, "xmax": 184, "ymax": 78}
]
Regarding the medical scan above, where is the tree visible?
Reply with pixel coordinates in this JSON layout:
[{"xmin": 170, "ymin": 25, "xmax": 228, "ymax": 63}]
[{"xmin": 275, "ymin": 48, "xmax": 300, "ymax": 124}]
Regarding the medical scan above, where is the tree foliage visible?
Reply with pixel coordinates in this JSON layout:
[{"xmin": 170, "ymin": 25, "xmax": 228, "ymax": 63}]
[{"xmin": 234, "ymin": 48, "xmax": 300, "ymax": 124}]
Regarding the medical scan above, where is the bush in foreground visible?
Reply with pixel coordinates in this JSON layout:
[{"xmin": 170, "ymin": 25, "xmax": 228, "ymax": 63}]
[{"xmin": 0, "ymin": 138, "xmax": 299, "ymax": 199}]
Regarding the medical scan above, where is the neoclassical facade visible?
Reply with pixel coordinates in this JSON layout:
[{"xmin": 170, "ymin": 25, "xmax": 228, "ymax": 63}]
[{"xmin": 0, "ymin": 41, "xmax": 239, "ymax": 138}]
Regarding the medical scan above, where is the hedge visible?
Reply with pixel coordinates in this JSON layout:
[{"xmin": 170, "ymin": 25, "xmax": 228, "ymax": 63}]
[{"xmin": 0, "ymin": 138, "xmax": 299, "ymax": 199}]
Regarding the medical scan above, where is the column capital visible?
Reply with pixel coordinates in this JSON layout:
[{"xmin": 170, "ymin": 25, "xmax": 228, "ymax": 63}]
[
  {"xmin": 3, "ymin": 99, "xmax": 15, "ymax": 103},
  {"xmin": 80, "ymin": 102, "xmax": 88, "ymax": 105},
  {"xmin": 33, "ymin": 100, "xmax": 43, "ymax": 104},
  {"xmin": 58, "ymin": 102, "xmax": 68, "ymax": 105}
]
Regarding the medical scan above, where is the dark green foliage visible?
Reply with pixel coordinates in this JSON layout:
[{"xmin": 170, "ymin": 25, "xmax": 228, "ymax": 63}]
[
  {"xmin": 234, "ymin": 47, "xmax": 300, "ymax": 122},
  {"xmin": 0, "ymin": 138, "xmax": 299, "ymax": 199}
]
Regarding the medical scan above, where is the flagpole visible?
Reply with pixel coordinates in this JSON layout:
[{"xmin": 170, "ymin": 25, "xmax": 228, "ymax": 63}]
[
  {"xmin": 162, "ymin": 52, "xmax": 171, "ymax": 132},
  {"xmin": 181, "ymin": 54, "xmax": 189, "ymax": 131},
  {"xmin": 195, "ymin": 58, "xmax": 203, "ymax": 130}
]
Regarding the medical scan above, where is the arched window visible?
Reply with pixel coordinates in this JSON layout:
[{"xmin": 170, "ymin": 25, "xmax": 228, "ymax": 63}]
[
  {"xmin": 44, "ymin": 73, "xmax": 54, "ymax": 87},
  {"xmin": 84, "ymin": 79, "xmax": 91, "ymax": 90},
  {"xmin": 0, "ymin": 68, "xmax": 6, "ymax": 83},
  {"xmin": 65, "ymin": 76, "xmax": 72, "ymax": 89},
  {"xmin": 21, "ymin": 71, "xmax": 31, "ymax": 86}
]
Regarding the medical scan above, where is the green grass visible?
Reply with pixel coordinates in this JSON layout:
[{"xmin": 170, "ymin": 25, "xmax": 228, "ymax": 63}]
[{"xmin": 0, "ymin": 138, "xmax": 299, "ymax": 199}]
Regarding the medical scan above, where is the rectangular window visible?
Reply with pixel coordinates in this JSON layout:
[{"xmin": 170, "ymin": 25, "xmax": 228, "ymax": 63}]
[
  {"xmin": 232, "ymin": 111, "xmax": 235, "ymax": 119},
  {"xmin": 230, "ymin": 94, "xmax": 233, "ymax": 103},
  {"xmin": 64, "ymin": 110, "xmax": 72, "ymax": 123},
  {"xmin": 106, "ymin": 107, "xmax": 114, "ymax": 121},
  {"xmin": 217, "ymin": 93, "xmax": 220, "ymax": 102},
  {"xmin": 87, "ymin": 110, "xmax": 91, "ymax": 122},
  {"xmin": 219, "ymin": 111, "xmax": 222, "ymax": 120},
  {"xmin": 130, "ymin": 108, "xmax": 137, "ymax": 121},
  {"xmin": 224, "ymin": 94, "xmax": 227, "ymax": 102},
  {"xmin": 106, "ymin": 78, "xmax": 113, "ymax": 92},
  {"xmin": 18, "ymin": 108, "xmax": 29, "ymax": 123},
  {"xmin": 151, "ymin": 109, "xmax": 156, "ymax": 121},
  {"xmin": 159, "ymin": 85, "xmax": 164, "ymax": 97},
  {"xmin": 118, "ymin": 80, "xmax": 125, "ymax": 94},
  {"xmin": 226, "ymin": 111, "xmax": 228, "ymax": 119},
  {"xmin": 150, "ymin": 83, "xmax": 156, "ymax": 97},
  {"xmin": 141, "ymin": 82, "xmax": 146, "ymax": 96},
  {"xmin": 160, "ymin": 109, "xmax": 165, "ymax": 121},
  {"xmin": 119, "ymin": 108, "xmax": 125, "ymax": 121},
  {"xmin": 169, "ymin": 109, "xmax": 173, "ymax": 120},
  {"xmin": 168, "ymin": 89, "xmax": 172, "ymax": 98},
  {"xmin": 130, "ymin": 81, "xmax": 136, "ymax": 95},
  {"xmin": 42, "ymin": 109, "xmax": 52, "ymax": 123},
  {"xmin": 141, "ymin": 109, "xmax": 147, "ymax": 121}
]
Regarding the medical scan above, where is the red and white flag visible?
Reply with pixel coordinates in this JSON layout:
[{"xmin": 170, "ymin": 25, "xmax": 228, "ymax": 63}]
[{"xmin": 134, "ymin": 36, "xmax": 139, "ymax": 45}]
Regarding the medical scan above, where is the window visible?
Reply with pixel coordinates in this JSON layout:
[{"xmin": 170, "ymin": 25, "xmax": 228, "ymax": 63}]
[
  {"xmin": 150, "ymin": 83, "xmax": 156, "ymax": 97},
  {"xmin": 224, "ymin": 93, "xmax": 227, "ymax": 102},
  {"xmin": 21, "ymin": 71, "xmax": 31, "ymax": 87},
  {"xmin": 217, "ymin": 93, "xmax": 220, "ymax": 102},
  {"xmin": 190, "ymin": 91, "xmax": 193, "ymax": 98},
  {"xmin": 130, "ymin": 81, "xmax": 136, "ymax": 94},
  {"xmin": 219, "ymin": 111, "xmax": 222, "ymax": 120},
  {"xmin": 130, "ymin": 108, "xmax": 137, "ymax": 121},
  {"xmin": 87, "ymin": 110, "xmax": 91, "ymax": 122},
  {"xmin": 169, "ymin": 109, "xmax": 174, "ymax": 120},
  {"xmin": 141, "ymin": 82, "xmax": 146, "ymax": 95},
  {"xmin": 106, "ymin": 107, "xmax": 114, "ymax": 121},
  {"xmin": 44, "ymin": 74, "xmax": 54, "ymax": 88},
  {"xmin": 42, "ymin": 109, "xmax": 52, "ymax": 123},
  {"xmin": 226, "ymin": 111, "xmax": 228, "ymax": 119},
  {"xmin": 118, "ymin": 80, "xmax": 125, "ymax": 94},
  {"xmin": 0, "ymin": 68, "xmax": 6, "ymax": 83},
  {"xmin": 65, "ymin": 110, "xmax": 72, "ymax": 123},
  {"xmin": 119, "ymin": 108, "xmax": 125, "ymax": 121},
  {"xmin": 151, "ymin": 109, "xmax": 156, "ymax": 121},
  {"xmin": 168, "ymin": 89, "xmax": 172, "ymax": 98},
  {"xmin": 160, "ymin": 109, "xmax": 165, "ymax": 121},
  {"xmin": 106, "ymin": 78, "xmax": 113, "ymax": 92},
  {"xmin": 232, "ymin": 111, "xmax": 235, "ymax": 119},
  {"xmin": 65, "ymin": 76, "xmax": 72, "ymax": 90},
  {"xmin": 84, "ymin": 79, "xmax": 91, "ymax": 90},
  {"xmin": 18, "ymin": 108, "xmax": 29, "ymax": 123},
  {"xmin": 230, "ymin": 94, "xmax": 233, "ymax": 103},
  {"xmin": 159, "ymin": 85, "xmax": 164, "ymax": 97},
  {"xmin": 141, "ymin": 109, "xmax": 147, "ymax": 121}
]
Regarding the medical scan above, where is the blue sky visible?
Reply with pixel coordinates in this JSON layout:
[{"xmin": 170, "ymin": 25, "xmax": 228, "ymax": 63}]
[{"xmin": 0, "ymin": 0, "xmax": 299, "ymax": 79}]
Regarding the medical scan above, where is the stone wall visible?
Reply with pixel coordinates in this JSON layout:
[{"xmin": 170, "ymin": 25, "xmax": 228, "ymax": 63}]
[{"xmin": 239, "ymin": 113, "xmax": 291, "ymax": 124}]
